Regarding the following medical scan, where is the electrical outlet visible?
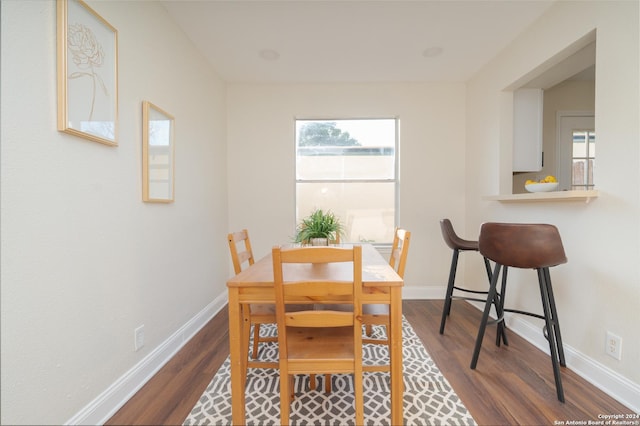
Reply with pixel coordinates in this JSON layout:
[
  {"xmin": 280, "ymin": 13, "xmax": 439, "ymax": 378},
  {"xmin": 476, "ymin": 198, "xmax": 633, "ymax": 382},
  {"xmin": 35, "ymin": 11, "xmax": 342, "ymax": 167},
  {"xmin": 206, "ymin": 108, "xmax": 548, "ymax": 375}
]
[
  {"xmin": 605, "ymin": 331, "xmax": 622, "ymax": 360},
  {"xmin": 134, "ymin": 325, "xmax": 145, "ymax": 352}
]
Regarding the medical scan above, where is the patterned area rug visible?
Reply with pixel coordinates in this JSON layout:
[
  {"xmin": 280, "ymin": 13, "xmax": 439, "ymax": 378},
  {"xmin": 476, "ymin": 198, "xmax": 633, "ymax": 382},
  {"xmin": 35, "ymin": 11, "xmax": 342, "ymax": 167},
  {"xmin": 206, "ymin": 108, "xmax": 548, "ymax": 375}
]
[{"xmin": 184, "ymin": 317, "xmax": 476, "ymax": 426}]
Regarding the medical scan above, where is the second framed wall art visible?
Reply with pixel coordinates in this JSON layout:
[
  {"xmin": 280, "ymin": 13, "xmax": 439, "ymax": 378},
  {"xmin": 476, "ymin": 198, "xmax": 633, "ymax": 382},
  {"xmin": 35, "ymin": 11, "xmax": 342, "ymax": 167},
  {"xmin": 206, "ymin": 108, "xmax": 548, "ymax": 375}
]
[{"xmin": 142, "ymin": 101, "xmax": 175, "ymax": 203}]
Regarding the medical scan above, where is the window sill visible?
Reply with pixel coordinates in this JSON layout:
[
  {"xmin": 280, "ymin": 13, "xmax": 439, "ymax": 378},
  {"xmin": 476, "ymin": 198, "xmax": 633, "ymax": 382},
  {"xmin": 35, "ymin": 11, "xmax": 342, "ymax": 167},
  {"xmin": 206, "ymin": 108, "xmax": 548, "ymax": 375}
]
[{"xmin": 484, "ymin": 189, "xmax": 599, "ymax": 203}]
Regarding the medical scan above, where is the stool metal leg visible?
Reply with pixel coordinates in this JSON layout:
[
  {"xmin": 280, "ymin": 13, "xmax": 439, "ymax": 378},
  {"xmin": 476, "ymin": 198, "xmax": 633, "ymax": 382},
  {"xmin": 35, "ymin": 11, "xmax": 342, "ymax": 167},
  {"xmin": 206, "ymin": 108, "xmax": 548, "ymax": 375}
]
[
  {"xmin": 495, "ymin": 266, "xmax": 509, "ymax": 347},
  {"xmin": 470, "ymin": 263, "xmax": 502, "ymax": 369},
  {"xmin": 483, "ymin": 257, "xmax": 492, "ymax": 283},
  {"xmin": 439, "ymin": 249, "xmax": 460, "ymax": 334},
  {"xmin": 441, "ymin": 253, "xmax": 503, "ymax": 336},
  {"xmin": 538, "ymin": 267, "xmax": 565, "ymax": 402},
  {"xmin": 483, "ymin": 256, "xmax": 508, "ymax": 346},
  {"xmin": 543, "ymin": 267, "xmax": 566, "ymax": 366}
]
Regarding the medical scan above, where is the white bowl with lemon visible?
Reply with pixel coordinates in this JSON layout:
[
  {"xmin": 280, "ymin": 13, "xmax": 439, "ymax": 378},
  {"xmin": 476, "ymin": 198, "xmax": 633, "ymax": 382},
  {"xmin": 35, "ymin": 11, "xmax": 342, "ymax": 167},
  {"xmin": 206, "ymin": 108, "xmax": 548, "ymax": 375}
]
[{"xmin": 525, "ymin": 176, "xmax": 559, "ymax": 192}]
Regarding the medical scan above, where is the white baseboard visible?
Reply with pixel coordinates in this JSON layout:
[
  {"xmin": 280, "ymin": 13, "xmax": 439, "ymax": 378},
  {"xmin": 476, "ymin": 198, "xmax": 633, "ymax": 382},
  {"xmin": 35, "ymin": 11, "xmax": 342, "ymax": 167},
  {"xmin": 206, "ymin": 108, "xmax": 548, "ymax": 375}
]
[
  {"xmin": 402, "ymin": 285, "xmax": 447, "ymax": 300},
  {"xmin": 505, "ymin": 312, "xmax": 640, "ymax": 412},
  {"xmin": 462, "ymin": 300, "xmax": 640, "ymax": 412},
  {"xmin": 65, "ymin": 293, "xmax": 228, "ymax": 426},
  {"xmin": 405, "ymin": 288, "xmax": 639, "ymax": 411},
  {"xmin": 67, "ymin": 287, "xmax": 639, "ymax": 425}
]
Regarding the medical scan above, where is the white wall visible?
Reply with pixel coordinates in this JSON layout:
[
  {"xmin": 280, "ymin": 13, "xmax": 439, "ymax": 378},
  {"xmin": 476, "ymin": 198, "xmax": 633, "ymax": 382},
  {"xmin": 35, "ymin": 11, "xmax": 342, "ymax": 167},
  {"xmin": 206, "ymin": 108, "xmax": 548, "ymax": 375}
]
[
  {"xmin": 0, "ymin": 1, "xmax": 228, "ymax": 424},
  {"xmin": 226, "ymin": 83, "xmax": 468, "ymax": 296},
  {"xmin": 466, "ymin": 0, "xmax": 639, "ymax": 408}
]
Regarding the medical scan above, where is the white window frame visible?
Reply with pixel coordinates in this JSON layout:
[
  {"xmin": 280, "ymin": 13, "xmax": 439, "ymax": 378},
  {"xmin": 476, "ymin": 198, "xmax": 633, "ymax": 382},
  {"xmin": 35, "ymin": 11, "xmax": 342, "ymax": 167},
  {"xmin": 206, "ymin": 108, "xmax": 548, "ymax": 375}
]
[
  {"xmin": 556, "ymin": 111, "xmax": 595, "ymax": 190},
  {"xmin": 294, "ymin": 117, "xmax": 400, "ymax": 246}
]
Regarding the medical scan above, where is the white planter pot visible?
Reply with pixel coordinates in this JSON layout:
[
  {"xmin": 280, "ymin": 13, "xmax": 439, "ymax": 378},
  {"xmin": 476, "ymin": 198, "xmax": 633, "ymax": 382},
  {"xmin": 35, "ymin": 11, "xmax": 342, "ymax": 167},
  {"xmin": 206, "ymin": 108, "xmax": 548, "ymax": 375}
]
[{"xmin": 310, "ymin": 238, "xmax": 329, "ymax": 246}]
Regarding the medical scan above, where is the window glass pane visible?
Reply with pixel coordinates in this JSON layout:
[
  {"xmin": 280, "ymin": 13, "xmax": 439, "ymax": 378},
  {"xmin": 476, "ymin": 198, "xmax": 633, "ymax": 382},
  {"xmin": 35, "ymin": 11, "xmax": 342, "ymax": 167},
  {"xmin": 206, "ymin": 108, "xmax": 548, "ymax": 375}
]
[
  {"xmin": 573, "ymin": 130, "xmax": 587, "ymax": 157},
  {"xmin": 571, "ymin": 130, "xmax": 595, "ymax": 189},
  {"xmin": 296, "ymin": 119, "xmax": 395, "ymax": 180},
  {"xmin": 572, "ymin": 159, "xmax": 587, "ymax": 186},
  {"xmin": 297, "ymin": 148, "xmax": 395, "ymax": 180},
  {"xmin": 588, "ymin": 132, "xmax": 596, "ymax": 157},
  {"xmin": 296, "ymin": 182, "xmax": 395, "ymax": 243}
]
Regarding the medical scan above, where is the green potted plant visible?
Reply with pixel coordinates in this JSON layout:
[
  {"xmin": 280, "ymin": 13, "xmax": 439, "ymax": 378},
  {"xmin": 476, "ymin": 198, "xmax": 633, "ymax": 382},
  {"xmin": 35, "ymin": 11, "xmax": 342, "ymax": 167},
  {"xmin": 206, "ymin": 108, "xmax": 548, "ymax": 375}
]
[{"xmin": 294, "ymin": 208, "xmax": 345, "ymax": 245}]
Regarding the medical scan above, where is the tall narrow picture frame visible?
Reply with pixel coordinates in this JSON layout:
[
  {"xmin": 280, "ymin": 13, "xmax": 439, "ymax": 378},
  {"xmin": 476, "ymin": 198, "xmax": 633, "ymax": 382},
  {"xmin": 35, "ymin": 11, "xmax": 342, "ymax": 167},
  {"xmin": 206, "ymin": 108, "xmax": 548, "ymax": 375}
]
[
  {"xmin": 57, "ymin": 0, "xmax": 118, "ymax": 146},
  {"xmin": 142, "ymin": 101, "xmax": 175, "ymax": 203}
]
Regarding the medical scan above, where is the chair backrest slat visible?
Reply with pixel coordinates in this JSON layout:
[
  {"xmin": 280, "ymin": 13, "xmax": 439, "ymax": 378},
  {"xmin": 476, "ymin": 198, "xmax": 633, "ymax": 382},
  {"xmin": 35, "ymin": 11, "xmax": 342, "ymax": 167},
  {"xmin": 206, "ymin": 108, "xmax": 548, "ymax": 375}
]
[
  {"xmin": 284, "ymin": 310, "xmax": 353, "ymax": 328},
  {"xmin": 228, "ymin": 229, "xmax": 254, "ymax": 274},
  {"xmin": 389, "ymin": 228, "xmax": 411, "ymax": 278}
]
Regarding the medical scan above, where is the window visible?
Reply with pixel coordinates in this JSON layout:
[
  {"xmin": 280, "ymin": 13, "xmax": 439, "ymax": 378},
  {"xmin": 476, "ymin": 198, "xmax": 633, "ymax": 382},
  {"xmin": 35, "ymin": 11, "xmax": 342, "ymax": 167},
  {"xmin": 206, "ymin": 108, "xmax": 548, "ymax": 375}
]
[
  {"xmin": 295, "ymin": 118, "xmax": 398, "ymax": 244},
  {"xmin": 556, "ymin": 113, "xmax": 595, "ymax": 191},
  {"xmin": 571, "ymin": 130, "xmax": 595, "ymax": 189}
]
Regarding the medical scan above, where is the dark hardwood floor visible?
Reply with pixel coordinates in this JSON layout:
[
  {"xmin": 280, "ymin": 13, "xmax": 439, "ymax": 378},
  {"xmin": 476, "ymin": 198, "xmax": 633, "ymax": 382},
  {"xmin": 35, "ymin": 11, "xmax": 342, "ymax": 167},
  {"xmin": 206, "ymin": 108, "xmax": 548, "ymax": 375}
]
[{"xmin": 107, "ymin": 300, "xmax": 633, "ymax": 425}]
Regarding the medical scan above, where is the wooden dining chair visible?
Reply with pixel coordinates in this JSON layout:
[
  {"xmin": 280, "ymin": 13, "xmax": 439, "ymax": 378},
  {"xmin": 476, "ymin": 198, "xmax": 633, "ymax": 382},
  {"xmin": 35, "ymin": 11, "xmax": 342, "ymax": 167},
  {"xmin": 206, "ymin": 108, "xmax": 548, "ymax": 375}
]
[
  {"xmin": 272, "ymin": 245, "xmax": 364, "ymax": 425},
  {"xmin": 361, "ymin": 228, "xmax": 410, "ymax": 372},
  {"xmin": 227, "ymin": 229, "xmax": 277, "ymax": 368}
]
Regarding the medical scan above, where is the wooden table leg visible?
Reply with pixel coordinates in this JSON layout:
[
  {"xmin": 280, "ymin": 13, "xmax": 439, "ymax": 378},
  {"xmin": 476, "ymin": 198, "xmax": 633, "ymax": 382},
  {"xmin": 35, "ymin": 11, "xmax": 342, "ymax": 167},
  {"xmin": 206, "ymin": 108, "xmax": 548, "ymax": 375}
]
[
  {"xmin": 389, "ymin": 287, "xmax": 403, "ymax": 425},
  {"xmin": 228, "ymin": 288, "xmax": 246, "ymax": 425}
]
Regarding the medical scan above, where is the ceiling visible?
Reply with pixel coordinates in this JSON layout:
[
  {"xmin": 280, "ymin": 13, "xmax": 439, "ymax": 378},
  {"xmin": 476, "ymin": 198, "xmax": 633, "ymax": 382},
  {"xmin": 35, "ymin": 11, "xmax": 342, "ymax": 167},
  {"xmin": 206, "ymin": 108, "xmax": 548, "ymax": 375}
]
[{"xmin": 161, "ymin": 0, "xmax": 556, "ymax": 84}]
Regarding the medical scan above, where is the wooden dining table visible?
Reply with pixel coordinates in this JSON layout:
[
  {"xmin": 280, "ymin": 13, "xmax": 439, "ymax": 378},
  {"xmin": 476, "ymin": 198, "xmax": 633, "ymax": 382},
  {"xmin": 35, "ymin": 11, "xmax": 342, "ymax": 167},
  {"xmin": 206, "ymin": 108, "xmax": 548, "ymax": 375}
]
[{"xmin": 226, "ymin": 243, "xmax": 404, "ymax": 425}]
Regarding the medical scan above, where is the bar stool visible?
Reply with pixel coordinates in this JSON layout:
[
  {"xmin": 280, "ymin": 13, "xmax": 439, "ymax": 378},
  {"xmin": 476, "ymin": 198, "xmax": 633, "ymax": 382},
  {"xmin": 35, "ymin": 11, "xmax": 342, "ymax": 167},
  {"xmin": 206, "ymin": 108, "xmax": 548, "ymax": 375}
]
[
  {"xmin": 439, "ymin": 219, "xmax": 507, "ymax": 345},
  {"xmin": 471, "ymin": 222, "xmax": 567, "ymax": 402}
]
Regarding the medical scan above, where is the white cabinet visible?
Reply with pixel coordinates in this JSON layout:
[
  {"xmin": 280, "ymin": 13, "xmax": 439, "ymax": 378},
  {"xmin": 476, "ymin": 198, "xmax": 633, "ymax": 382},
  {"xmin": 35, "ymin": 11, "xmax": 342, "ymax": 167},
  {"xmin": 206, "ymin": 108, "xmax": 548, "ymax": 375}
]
[{"xmin": 513, "ymin": 88, "xmax": 543, "ymax": 172}]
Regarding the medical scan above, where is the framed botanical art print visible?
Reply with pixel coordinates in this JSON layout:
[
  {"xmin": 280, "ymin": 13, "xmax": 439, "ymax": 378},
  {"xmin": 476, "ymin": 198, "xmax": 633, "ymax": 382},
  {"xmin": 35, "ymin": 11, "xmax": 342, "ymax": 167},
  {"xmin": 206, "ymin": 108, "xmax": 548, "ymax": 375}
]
[
  {"xmin": 57, "ymin": 0, "xmax": 118, "ymax": 146},
  {"xmin": 142, "ymin": 101, "xmax": 175, "ymax": 203}
]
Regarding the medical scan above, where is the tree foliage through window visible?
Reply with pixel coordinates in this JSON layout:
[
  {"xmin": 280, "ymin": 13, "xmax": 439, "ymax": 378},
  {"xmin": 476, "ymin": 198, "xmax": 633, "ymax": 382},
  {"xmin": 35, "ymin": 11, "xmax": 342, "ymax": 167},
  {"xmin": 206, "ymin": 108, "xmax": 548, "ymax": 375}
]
[{"xmin": 298, "ymin": 122, "xmax": 361, "ymax": 147}]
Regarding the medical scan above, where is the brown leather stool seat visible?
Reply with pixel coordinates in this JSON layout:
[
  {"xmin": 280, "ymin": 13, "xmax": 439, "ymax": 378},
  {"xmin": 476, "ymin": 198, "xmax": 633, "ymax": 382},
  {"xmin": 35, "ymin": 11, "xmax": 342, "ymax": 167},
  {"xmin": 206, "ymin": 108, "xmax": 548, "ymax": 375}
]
[
  {"xmin": 439, "ymin": 219, "xmax": 506, "ymax": 345},
  {"xmin": 471, "ymin": 222, "xmax": 568, "ymax": 402}
]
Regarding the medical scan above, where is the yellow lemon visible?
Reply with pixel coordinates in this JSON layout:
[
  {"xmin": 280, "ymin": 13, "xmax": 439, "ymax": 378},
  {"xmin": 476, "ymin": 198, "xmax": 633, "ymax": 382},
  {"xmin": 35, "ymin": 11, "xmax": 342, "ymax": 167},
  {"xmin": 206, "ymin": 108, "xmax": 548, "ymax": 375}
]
[{"xmin": 545, "ymin": 175, "xmax": 557, "ymax": 183}]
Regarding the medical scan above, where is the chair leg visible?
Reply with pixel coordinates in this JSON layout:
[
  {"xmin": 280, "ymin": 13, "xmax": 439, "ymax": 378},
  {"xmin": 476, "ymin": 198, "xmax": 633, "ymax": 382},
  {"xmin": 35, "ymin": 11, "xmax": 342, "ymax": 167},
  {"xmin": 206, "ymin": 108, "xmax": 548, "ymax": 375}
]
[
  {"xmin": 324, "ymin": 374, "xmax": 331, "ymax": 393},
  {"xmin": 280, "ymin": 373, "xmax": 291, "ymax": 425},
  {"xmin": 471, "ymin": 263, "xmax": 502, "ymax": 369},
  {"xmin": 538, "ymin": 268, "xmax": 565, "ymax": 402},
  {"xmin": 353, "ymin": 372, "xmax": 364, "ymax": 426},
  {"xmin": 251, "ymin": 324, "xmax": 261, "ymax": 360},
  {"xmin": 439, "ymin": 249, "xmax": 460, "ymax": 334},
  {"xmin": 309, "ymin": 374, "xmax": 316, "ymax": 389},
  {"xmin": 365, "ymin": 324, "xmax": 373, "ymax": 336},
  {"xmin": 242, "ymin": 307, "xmax": 252, "ymax": 377}
]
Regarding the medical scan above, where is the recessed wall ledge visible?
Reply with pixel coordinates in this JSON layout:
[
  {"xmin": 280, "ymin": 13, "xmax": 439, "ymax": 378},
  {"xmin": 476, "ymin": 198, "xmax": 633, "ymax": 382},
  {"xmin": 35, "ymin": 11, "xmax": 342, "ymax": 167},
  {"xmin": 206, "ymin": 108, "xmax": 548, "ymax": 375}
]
[{"xmin": 484, "ymin": 189, "xmax": 599, "ymax": 203}]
